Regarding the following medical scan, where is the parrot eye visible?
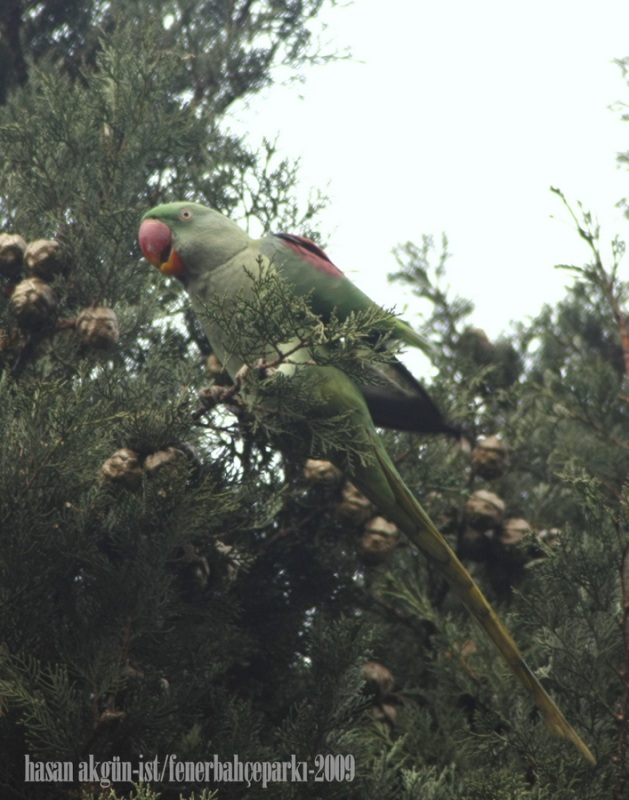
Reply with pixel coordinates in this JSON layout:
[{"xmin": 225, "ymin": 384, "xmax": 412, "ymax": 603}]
[{"xmin": 179, "ymin": 208, "xmax": 194, "ymax": 221}]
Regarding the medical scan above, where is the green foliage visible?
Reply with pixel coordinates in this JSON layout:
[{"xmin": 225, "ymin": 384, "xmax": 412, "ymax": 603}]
[
  {"xmin": 0, "ymin": 0, "xmax": 335, "ymax": 110},
  {"xmin": 1, "ymin": 2, "xmax": 629, "ymax": 799},
  {"xmin": 385, "ymin": 191, "xmax": 629, "ymax": 795}
]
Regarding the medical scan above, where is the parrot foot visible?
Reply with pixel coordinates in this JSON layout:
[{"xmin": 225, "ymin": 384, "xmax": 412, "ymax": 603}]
[
  {"xmin": 193, "ymin": 385, "xmax": 244, "ymax": 421},
  {"xmin": 235, "ymin": 360, "xmax": 278, "ymax": 387},
  {"xmin": 234, "ymin": 363, "xmax": 250, "ymax": 386},
  {"xmin": 194, "ymin": 358, "xmax": 277, "ymax": 422}
]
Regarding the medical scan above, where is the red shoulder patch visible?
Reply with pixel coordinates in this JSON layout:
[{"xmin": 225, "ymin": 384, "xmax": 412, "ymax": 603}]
[{"xmin": 275, "ymin": 233, "xmax": 344, "ymax": 279}]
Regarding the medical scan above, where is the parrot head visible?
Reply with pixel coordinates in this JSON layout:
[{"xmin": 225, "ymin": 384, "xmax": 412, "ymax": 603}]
[{"xmin": 138, "ymin": 202, "xmax": 248, "ymax": 283}]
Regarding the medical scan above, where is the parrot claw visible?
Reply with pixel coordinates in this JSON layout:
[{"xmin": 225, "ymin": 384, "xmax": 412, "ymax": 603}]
[
  {"xmin": 236, "ymin": 360, "xmax": 278, "ymax": 386},
  {"xmin": 234, "ymin": 364, "xmax": 250, "ymax": 386},
  {"xmin": 194, "ymin": 385, "xmax": 244, "ymax": 421},
  {"xmin": 255, "ymin": 359, "xmax": 278, "ymax": 380}
]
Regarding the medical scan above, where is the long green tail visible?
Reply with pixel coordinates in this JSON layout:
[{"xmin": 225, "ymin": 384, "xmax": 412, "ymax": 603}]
[{"xmin": 353, "ymin": 445, "xmax": 596, "ymax": 764}]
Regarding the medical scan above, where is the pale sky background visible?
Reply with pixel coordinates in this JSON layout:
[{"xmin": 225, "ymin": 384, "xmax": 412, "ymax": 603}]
[{"xmin": 227, "ymin": 0, "xmax": 628, "ymax": 344}]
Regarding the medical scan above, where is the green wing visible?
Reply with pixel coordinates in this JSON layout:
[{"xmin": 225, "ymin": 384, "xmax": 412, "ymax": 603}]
[{"xmin": 260, "ymin": 233, "xmax": 459, "ymax": 437}]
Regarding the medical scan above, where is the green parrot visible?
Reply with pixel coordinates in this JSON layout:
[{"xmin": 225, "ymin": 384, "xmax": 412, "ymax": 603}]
[{"xmin": 138, "ymin": 201, "xmax": 595, "ymax": 764}]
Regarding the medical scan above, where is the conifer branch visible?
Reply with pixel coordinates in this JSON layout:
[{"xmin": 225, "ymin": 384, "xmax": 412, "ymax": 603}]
[
  {"xmin": 615, "ymin": 541, "xmax": 629, "ymax": 797},
  {"xmin": 552, "ymin": 187, "xmax": 629, "ymax": 377}
]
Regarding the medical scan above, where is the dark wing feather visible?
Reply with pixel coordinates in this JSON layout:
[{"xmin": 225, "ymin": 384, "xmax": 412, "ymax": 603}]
[{"xmin": 359, "ymin": 360, "xmax": 461, "ymax": 437}]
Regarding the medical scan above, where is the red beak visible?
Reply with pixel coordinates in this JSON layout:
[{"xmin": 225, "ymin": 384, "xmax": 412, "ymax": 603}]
[{"xmin": 138, "ymin": 218, "xmax": 186, "ymax": 278}]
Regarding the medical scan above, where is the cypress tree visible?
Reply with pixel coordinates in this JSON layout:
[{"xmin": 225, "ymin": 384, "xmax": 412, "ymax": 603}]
[{"xmin": 0, "ymin": 4, "xmax": 627, "ymax": 799}]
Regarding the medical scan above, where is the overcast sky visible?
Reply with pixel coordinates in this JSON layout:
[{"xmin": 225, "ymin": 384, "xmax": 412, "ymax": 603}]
[{"xmin": 227, "ymin": 0, "xmax": 628, "ymax": 342}]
